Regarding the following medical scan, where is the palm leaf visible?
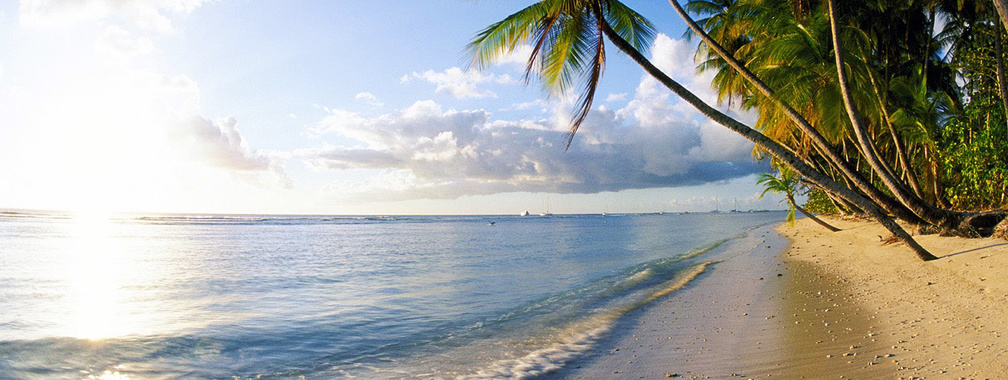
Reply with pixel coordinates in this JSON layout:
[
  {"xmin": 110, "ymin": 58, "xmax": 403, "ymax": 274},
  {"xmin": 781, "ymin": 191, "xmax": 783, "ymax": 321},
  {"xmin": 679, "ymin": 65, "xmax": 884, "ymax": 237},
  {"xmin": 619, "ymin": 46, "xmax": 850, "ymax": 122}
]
[{"xmin": 469, "ymin": 0, "xmax": 656, "ymax": 149}]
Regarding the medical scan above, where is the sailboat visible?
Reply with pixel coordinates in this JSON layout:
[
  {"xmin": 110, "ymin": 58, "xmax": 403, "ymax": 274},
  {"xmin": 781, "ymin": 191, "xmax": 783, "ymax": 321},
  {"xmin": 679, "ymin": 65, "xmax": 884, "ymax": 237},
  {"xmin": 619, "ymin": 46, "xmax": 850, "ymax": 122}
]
[{"xmin": 539, "ymin": 194, "xmax": 553, "ymax": 217}]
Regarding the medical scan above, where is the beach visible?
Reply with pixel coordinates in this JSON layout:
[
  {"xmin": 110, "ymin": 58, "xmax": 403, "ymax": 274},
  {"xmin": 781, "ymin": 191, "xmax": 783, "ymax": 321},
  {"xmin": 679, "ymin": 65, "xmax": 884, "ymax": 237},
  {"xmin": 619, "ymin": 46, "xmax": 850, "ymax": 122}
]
[{"xmin": 558, "ymin": 217, "xmax": 1008, "ymax": 379}]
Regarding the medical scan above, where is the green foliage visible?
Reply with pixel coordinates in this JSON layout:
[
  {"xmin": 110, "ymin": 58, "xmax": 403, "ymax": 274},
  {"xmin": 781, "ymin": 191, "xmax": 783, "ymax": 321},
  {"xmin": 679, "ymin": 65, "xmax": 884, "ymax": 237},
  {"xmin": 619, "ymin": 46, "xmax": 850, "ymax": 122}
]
[
  {"xmin": 804, "ymin": 188, "xmax": 838, "ymax": 214},
  {"xmin": 940, "ymin": 106, "xmax": 1008, "ymax": 210},
  {"xmin": 688, "ymin": 0, "xmax": 1008, "ymax": 212},
  {"xmin": 936, "ymin": 10, "xmax": 1008, "ymax": 211},
  {"xmin": 757, "ymin": 168, "xmax": 798, "ymax": 225}
]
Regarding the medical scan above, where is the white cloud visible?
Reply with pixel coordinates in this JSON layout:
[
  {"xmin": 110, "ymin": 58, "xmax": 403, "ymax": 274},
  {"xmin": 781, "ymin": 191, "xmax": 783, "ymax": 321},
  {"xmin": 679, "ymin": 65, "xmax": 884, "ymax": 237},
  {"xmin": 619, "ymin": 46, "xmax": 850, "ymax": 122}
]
[
  {"xmin": 19, "ymin": 0, "xmax": 209, "ymax": 32},
  {"xmin": 172, "ymin": 116, "xmax": 271, "ymax": 171},
  {"xmin": 500, "ymin": 98, "xmax": 552, "ymax": 113},
  {"xmin": 354, "ymin": 91, "xmax": 384, "ymax": 108},
  {"xmin": 494, "ymin": 44, "xmax": 535, "ymax": 69},
  {"xmin": 96, "ymin": 25, "xmax": 154, "ymax": 61},
  {"xmin": 606, "ymin": 92, "xmax": 628, "ymax": 102},
  {"xmin": 170, "ymin": 115, "xmax": 293, "ymax": 188},
  {"xmin": 650, "ymin": 34, "xmax": 697, "ymax": 78},
  {"xmin": 407, "ymin": 67, "xmax": 517, "ymax": 99}
]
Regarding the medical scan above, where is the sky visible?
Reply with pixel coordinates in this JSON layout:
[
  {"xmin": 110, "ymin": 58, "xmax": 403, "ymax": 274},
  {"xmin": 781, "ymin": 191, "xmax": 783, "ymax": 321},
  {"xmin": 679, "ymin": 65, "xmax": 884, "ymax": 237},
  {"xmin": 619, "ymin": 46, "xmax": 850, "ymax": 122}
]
[{"xmin": 0, "ymin": 0, "xmax": 787, "ymax": 215}]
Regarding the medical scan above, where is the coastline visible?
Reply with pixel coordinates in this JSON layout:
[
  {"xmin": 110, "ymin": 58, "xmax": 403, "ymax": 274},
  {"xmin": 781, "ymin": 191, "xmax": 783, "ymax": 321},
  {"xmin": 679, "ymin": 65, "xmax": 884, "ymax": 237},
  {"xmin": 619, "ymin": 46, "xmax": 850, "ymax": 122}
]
[{"xmin": 551, "ymin": 217, "xmax": 1008, "ymax": 379}]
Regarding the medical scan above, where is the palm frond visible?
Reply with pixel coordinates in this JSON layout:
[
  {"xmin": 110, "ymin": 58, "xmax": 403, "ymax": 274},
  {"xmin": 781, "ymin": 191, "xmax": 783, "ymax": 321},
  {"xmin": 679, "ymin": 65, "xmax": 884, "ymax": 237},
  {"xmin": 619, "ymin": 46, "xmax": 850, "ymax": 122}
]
[
  {"xmin": 468, "ymin": 2, "xmax": 552, "ymax": 71},
  {"xmin": 604, "ymin": 0, "xmax": 656, "ymax": 54},
  {"xmin": 469, "ymin": 0, "xmax": 656, "ymax": 149}
]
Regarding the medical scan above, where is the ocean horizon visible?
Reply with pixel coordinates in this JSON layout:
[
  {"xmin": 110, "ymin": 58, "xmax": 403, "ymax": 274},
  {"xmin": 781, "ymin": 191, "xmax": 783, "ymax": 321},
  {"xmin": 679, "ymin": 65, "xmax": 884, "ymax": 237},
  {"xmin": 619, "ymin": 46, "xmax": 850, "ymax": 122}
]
[{"xmin": 0, "ymin": 210, "xmax": 785, "ymax": 379}]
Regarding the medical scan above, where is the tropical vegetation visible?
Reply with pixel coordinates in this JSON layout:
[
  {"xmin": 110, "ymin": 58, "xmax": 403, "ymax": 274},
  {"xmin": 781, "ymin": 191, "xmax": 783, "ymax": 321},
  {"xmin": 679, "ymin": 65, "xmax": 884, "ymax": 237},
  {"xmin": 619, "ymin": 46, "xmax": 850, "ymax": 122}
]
[
  {"xmin": 758, "ymin": 167, "xmax": 840, "ymax": 231},
  {"xmin": 470, "ymin": 0, "xmax": 1008, "ymax": 261}
]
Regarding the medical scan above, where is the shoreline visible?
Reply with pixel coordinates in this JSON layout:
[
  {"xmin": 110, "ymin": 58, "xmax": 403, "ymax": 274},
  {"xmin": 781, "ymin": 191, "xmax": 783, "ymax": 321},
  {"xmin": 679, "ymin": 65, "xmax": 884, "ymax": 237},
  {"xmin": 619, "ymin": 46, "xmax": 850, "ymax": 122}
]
[{"xmin": 551, "ymin": 217, "xmax": 1008, "ymax": 379}]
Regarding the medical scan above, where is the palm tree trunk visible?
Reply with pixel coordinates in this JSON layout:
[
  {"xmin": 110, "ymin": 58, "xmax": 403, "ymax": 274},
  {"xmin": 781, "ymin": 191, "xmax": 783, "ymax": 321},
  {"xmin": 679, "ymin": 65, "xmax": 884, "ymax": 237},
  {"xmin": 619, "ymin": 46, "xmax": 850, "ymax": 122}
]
[
  {"xmin": 995, "ymin": 29, "xmax": 1008, "ymax": 129},
  {"xmin": 865, "ymin": 68, "xmax": 925, "ymax": 199},
  {"xmin": 600, "ymin": 23, "xmax": 938, "ymax": 261},
  {"xmin": 931, "ymin": 160, "xmax": 947, "ymax": 208},
  {"xmin": 789, "ymin": 195, "xmax": 841, "ymax": 232},
  {"xmin": 864, "ymin": 127, "xmax": 903, "ymax": 192},
  {"xmin": 994, "ymin": 0, "xmax": 1008, "ymax": 35},
  {"xmin": 808, "ymin": 135, "xmax": 923, "ymax": 224},
  {"xmin": 923, "ymin": 1, "xmax": 935, "ymax": 78},
  {"xmin": 665, "ymin": 0, "xmax": 933, "ymax": 227},
  {"xmin": 827, "ymin": 0, "xmax": 961, "ymax": 230}
]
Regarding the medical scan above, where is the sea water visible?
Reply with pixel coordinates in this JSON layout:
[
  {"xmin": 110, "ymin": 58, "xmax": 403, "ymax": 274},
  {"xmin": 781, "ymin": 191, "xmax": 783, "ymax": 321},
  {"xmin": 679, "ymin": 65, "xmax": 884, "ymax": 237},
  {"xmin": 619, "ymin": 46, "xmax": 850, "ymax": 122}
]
[{"xmin": 0, "ymin": 210, "xmax": 783, "ymax": 379}]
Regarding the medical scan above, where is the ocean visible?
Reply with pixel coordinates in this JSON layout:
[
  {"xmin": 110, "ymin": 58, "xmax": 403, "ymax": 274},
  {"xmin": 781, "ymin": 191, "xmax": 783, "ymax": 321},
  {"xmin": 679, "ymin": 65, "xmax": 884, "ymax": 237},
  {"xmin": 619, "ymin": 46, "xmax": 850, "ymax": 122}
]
[{"xmin": 0, "ymin": 210, "xmax": 784, "ymax": 379}]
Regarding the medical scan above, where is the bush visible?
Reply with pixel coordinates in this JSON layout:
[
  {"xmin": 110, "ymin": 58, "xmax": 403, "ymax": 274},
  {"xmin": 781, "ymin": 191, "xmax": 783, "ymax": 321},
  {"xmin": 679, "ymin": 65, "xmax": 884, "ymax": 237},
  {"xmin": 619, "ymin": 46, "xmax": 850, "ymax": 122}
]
[{"xmin": 804, "ymin": 188, "xmax": 839, "ymax": 214}]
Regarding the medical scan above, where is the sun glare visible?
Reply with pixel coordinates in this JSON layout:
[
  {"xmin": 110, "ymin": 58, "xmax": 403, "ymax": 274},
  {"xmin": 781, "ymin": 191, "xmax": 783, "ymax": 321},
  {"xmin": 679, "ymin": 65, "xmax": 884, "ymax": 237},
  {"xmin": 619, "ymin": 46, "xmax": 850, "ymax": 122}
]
[{"xmin": 62, "ymin": 211, "xmax": 132, "ymax": 340}]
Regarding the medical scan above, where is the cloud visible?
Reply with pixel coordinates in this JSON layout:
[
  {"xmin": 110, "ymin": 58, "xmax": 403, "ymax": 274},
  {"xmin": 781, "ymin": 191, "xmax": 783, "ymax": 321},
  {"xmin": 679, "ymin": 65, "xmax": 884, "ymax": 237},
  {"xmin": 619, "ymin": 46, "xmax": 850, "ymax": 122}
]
[
  {"xmin": 606, "ymin": 92, "xmax": 628, "ymax": 102},
  {"xmin": 298, "ymin": 95, "xmax": 762, "ymax": 201},
  {"xmin": 500, "ymin": 98, "xmax": 552, "ymax": 113},
  {"xmin": 19, "ymin": 0, "xmax": 209, "ymax": 32},
  {"xmin": 301, "ymin": 33, "xmax": 766, "ymax": 202},
  {"xmin": 96, "ymin": 25, "xmax": 154, "ymax": 61},
  {"xmin": 171, "ymin": 116, "xmax": 274, "ymax": 167},
  {"xmin": 169, "ymin": 115, "xmax": 292, "ymax": 188},
  {"xmin": 354, "ymin": 91, "xmax": 384, "ymax": 108},
  {"xmin": 406, "ymin": 67, "xmax": 517, "ymax": 99},
  {"xmin": 493, "ymin": 44, "xmax": 535, "ymax": 69}
]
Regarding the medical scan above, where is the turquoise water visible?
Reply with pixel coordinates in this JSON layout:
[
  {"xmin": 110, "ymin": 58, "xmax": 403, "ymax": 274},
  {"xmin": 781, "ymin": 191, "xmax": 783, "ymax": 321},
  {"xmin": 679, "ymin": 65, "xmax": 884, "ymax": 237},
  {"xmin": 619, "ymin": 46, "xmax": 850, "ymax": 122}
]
[{"xmin": 0, "ymin": 211, "xmax": 783, "ymax": 379}]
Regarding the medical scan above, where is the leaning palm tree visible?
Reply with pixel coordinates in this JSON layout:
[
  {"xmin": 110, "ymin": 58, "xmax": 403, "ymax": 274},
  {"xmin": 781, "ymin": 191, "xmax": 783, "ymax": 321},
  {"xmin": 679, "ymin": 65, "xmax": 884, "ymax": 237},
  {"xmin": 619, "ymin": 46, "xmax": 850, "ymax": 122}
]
[
  {"xmin": 470, "ymin": 0, "xmax": 938, "ymax": 260},
  {"xmin": 758, "ymin": 168, "xmax": 841, "ymax": 231},
  {"xmin": 672, "ymin": 0, "xmax": 963, "ymax": 230}
]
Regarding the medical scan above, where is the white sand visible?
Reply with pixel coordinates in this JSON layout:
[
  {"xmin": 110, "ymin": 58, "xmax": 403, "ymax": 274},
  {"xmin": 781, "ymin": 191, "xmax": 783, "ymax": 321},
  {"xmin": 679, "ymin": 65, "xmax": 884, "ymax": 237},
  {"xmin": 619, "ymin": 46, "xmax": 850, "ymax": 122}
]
[
  {"xmin": 552, "ymin": 217, "xmax": 1008, "ymax": 379},
  {"xmin": 780, "ymin": 216, "xmax": 1008, "ymax": 378}
]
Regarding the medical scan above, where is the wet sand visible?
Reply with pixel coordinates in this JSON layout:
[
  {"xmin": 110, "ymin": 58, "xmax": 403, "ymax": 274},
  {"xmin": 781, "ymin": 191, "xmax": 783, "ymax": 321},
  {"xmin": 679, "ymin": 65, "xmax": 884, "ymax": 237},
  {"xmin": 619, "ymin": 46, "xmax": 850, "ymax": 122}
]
[{"xmin": 553, "ymin": 217, "xmax": 1008, "ymax": 379}]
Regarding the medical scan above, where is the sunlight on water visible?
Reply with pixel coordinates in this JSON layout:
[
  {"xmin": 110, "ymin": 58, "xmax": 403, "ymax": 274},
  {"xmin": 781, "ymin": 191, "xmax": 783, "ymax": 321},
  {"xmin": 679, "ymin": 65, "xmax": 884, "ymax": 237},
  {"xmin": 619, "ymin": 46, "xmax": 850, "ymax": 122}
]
[{"xmin": 61, "ymin": 211, "xmax": 133, "ymax": 340}]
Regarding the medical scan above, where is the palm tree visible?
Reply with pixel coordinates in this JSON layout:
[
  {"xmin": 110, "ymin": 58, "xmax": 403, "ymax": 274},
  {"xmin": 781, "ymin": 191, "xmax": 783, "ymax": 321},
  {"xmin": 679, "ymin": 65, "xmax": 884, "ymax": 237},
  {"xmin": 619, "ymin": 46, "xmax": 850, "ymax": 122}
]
[
  {"xmin": 758, "ymin": 168, "xmax": 841, "ymax": 231},
  {"xmin": 672, "ymin": 0, "xmax": 969, "ymax": 229},
  {"xmin": 673, "ymin": 0, "xmax": 946, "ymax": 228},
  {"xmin": 827, "ymin": 0, "xmax": 965, "ymax": 229},
  {"xmin": 470, "ymin": 0, "xmax": 939, "ymax": 260}
]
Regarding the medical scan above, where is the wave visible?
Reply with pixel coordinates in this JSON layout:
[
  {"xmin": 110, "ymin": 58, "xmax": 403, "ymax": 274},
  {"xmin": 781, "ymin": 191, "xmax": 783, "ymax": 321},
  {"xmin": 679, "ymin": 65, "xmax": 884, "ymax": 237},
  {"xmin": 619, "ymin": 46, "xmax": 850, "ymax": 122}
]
[
  {"xmin": 460, "ymin": 262, "xmax": 713, "ymax": 379},
  {"xmin": 359, "ymin": 229, "xmax": 754, "ymax": 380}
]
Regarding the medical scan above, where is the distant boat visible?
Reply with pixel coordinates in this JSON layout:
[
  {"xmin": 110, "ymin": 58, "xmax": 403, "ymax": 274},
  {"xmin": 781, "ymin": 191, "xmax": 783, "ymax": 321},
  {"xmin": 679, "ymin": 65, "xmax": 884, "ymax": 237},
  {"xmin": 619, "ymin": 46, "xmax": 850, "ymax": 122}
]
[
  {"xmin": 521, "ymin": 210, "xmax": 530, "ymax": 217},
  {"xmin": 601, "ymin": 212, "xmax": 607, "ymax": 217},
  {"xmin": 540, "ymin": 194, "xmax": 553, "ymax": 217}
]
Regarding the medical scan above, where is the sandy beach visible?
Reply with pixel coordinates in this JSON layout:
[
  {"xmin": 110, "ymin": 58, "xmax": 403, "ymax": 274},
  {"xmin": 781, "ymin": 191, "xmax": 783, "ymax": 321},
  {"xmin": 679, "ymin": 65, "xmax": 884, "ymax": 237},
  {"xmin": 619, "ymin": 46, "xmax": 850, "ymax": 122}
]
[{"xmin": 555, "ymin": 217, "xmax": 1008, "ymax": 379}]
